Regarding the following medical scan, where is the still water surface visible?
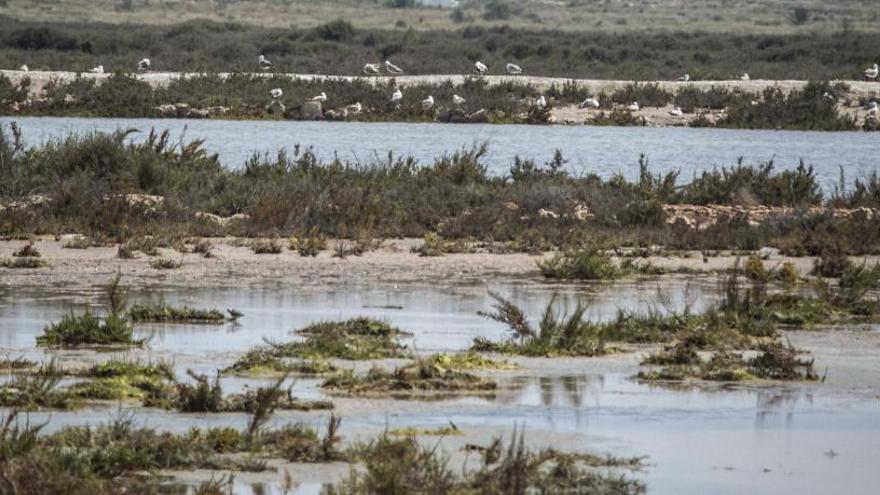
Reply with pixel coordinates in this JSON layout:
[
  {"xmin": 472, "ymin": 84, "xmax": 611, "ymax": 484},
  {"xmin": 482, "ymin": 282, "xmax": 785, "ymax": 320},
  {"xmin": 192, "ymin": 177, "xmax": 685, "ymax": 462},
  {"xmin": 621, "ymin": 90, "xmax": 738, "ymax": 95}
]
[
  {"xmin": 4, "ymin": 116, "xmax": 878, "ymax": 189},
  {"xmin": 0, "ymin": 282, "xmax": 877, "ymax": 495}
]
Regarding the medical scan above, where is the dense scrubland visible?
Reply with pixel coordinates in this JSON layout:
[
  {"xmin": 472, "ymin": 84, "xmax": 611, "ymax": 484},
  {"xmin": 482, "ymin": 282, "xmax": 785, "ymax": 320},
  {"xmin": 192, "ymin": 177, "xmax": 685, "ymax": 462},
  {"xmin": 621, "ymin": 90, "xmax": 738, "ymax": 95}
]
[
  {"xmin": 2, "ymin": 17, "xmax": 880, "ymax": 80},
  {"xmin": 3, "ymin": 72, "xmax": 874, "ymax": 130},
  {"xmin": 1, "ymin": 123, "xmax": 879, "ymax": 255}
]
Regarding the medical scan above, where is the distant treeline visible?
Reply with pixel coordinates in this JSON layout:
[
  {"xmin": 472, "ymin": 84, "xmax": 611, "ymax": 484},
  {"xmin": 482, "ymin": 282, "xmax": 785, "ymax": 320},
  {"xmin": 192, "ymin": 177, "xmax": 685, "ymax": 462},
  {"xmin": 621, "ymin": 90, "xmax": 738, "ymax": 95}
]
[
  {"xmin": 1, "ymin": 16, "xmax": 880, "ymax": 79},
  {"xmin": 1, "ymin": 124, "xmax": 878, "ymax": 254}
]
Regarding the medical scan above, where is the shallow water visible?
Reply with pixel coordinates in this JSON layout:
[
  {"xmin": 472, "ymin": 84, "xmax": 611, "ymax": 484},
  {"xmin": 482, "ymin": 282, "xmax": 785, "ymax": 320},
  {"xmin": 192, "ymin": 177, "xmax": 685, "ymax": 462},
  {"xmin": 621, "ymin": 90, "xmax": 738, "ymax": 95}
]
[
  {"xmin": 4, "ymin": 116, "xmax": 878, "ymax": 189},
  {"xmin": 1, "ymin": 281, "xmax": 878, "ymax": 495}
]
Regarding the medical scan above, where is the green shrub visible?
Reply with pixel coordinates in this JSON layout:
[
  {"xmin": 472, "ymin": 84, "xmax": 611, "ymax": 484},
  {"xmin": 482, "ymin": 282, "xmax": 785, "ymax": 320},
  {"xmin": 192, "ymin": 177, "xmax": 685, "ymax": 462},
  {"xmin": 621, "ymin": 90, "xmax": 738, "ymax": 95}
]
[{"xmin": 36, "ymin": 312, "xmax": 140, "ymax": 347}]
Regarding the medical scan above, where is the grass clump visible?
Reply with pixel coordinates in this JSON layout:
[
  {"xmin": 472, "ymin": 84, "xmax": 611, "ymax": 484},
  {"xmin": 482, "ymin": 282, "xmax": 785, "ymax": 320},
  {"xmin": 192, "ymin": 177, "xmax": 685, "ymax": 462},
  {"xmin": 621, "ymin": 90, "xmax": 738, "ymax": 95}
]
[
  {"xmin": 67, "ymin": 359, "xmax": 175, "ymax": 403},
  {"xmin": 425, "ymin": 352, "xmax": 517, "ymax": 371},
  {"xmin": 538, "ymin": 247, "xmax": 623, "ymax": 280},
  {"xmin": 637, "ymin": 340, "xmax": 817, "ymax": 382},
  {"xmin": 222, "ymin": 346, "xmax": 338, "ymax": 376},
  {"xmin": 12, "ymin": 241, "xmax": 40, "ymax": 258},
  {"xmin": 149, "ymin": 257, "xmax": 182, "ymax": 269},
  {"xmin": 473, "ymin": 292, "xmax": 606, "ymax": 357},
  {"xmin": 388, "ymin": 423, "xmax": 463, "ymax": 437},
  {"xmin": 1, "ymin": 256, "xmax": 46, "ymax": 268},
  {"xmin": 127, "ymin": 301, "xmax": 228, "ymax": 323},
  {"xmin": 36, "ymin": 311, "xmax": 139, "ymax": 347},
  {"xmin": 0, "ymin": 356, "xmax": 36, "ymax": 371},
  {"xmin": 0, "ymin": 367, "xmax": 80, "ymax": 410},
  {"xmin": 289, "ymin": 227, "xmax": 327, "ymax": 257},
  {"xmin": 36, "ymin": 275, "xmax": 141, "ymax": 347},
  {"xmin": 172, "ymin": 371, "xmax": 333, "ymax": 413},
  {"xmin": 332, "ymin": 431, "xmax": 644, "ymax": 495},
  {"xmin": 264, "ymin": 317, "xmax": 411, "ymax": 360},
  {"xmin": 251, "ymin": 237, "xmax": 283, "ymax": 254},
  {"xmin": 321, "ymin": 358, "xmax": 497, "ymax": 398}
]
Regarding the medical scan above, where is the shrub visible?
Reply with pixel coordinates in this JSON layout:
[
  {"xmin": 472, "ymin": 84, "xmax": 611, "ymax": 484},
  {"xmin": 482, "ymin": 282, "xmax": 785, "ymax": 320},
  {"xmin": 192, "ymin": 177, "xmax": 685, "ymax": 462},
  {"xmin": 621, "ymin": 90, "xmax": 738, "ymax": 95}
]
[
  {"xmin": 36, "ymin": 312, "xmax": 139, "ymax": 347},
  {"xmin": 251, "ymin": 238, "xmax": 283, "ymax": 254},
  {"xmin": 538, "ymin": 248, "xmax": 622, "ymax": 280}
]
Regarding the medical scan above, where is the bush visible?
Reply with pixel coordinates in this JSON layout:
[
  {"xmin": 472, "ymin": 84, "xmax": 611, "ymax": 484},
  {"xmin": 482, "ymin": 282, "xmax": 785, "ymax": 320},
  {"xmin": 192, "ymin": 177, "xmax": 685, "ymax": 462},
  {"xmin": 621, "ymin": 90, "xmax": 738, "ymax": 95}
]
[
  {"xmin": 538, "ymin": 248, "xmax": 622, "ymax": 280},
  {"xmin": 36, "ymin": 312, "xmax": 139, "ymax": 347},
  {"xmin": 315, "ymin": 20, "xmax": 356, "ymax": 43}
]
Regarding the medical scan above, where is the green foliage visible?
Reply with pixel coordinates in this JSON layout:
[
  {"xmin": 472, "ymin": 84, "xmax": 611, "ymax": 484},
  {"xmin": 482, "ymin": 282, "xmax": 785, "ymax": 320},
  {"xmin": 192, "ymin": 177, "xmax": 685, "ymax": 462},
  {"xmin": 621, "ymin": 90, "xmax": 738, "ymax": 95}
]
[
  {"xmin": 271, "ymin": 318, "xmax": 410, "ymax": 360},
  {"xmin": 538, "ymin": 248, "xmax": 623, "ymax": 280},
  {"xmin": 128, "ymin": 302, "xmax": 227, "ymax": 323},
  {"xmin": 36, "ymin": 312, "xmax": 139, "ymax": 347},
  {"xmin": 321, "ymin": 358, "xmax": 497, "ymax": 397},
  {"xmin": 719, "ymin": 82, "xmax": 855, "ymax": 131},
  {"xmin": 251, "ymin": 237, "xmax": 283, "ymax": 254}
]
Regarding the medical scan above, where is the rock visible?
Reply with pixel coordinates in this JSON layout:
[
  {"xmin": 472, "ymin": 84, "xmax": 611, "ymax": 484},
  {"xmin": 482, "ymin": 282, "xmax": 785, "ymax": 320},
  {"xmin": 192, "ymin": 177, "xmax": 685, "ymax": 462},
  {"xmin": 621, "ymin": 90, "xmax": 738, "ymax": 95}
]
[
  {"xmin": 538, "ymin": 208, "xmax": 559, "ymax": 219},
  {"xmin": 267, "ymin": 100, "xmax": 286, "ymax": 115},
  {"xmin": 206, "ymin": 106, "xmax": 228, "ymax": 117},
  {"xmin": 325, "ymin": 109, "xmax": 348, "ymax": 121},
  {"xmin": 850, "ymin": 207, "xmax": 874, "ymax": 222},
  {"xmin": 173, "ymin": 103, "xmax": 190, "ymax": 118},
  {"xmin": 195, "ymin": 211, "xmax": 251, "ymax": 226},
  {"xmin": 186, "ymin": 108, "xmax": 209, "ymax": 119},
  {"xmin": 466, "ymin": 109, "xmax": 488, "ymax": 123},
  {"xmin": 155, "ymin": 104, "xmax": 177, "ymax": 118},
  {"xmin": 301, "ymin": 101, "xmax": 323, "ymax": 120}
]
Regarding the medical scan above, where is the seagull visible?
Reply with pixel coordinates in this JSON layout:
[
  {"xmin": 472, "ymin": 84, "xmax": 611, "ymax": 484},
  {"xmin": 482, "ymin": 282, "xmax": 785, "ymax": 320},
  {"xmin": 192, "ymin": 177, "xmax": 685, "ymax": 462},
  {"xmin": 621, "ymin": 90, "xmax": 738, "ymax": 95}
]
[
  {"xmin": 258, "ymin": 55, "xmax": 273, "ymax": 71},
  {"xmin": 19, "ymin": 64, "xmax": 28, "ymax": 72},
  {"xmin": 506, "ymin": 63, "xmax": 523, "ymax": 75},
  {"xmin": 627, "ymin": 101, "xmax": 639, "ymax": 111},
  {"xmin": 740, "ymin": 73, "xmax": 750, "ymax": 81},
  {"xmin": 669, "ymin": 106, "xmax": 684, "ymax": 116},
  {"xmin": 867, "ymin": 101, "xmax": 878, "ymax": 115},
  {"xmin": 422, "ymin": 95, "xmax": 435, "ymax": 110},
  {"xmin": 137, "ymin": 58, "xmax": 151, "ymax": 72},
  {"xmin": 678, "ymin": 74, "xmax": 690, "ymax": 82},
  {"xmin": 364, "ymin": 63, "xmax": 381, "ymax": 75},
  {"xmin": 310, "ymin": 92, "xmax": 327, "ymax": 102},
  {"xmin": 89, "ymin": 65, "xmax": 104, "ymax": 74},
  {"xmin": 385, "ymin": 60, "xmax": 403, "ymax": 74},
  {"xmin": 866, "ymin": 64, "xmax": 879, "ymax": 80},
  {"xmin": 750, "ymin": 100, "xmax": 760, "ymax": 106},
  {"xmin": 535, "ymin": 95, "xmax": 547, "ymax": 108},
  {"xmin": 270, "ymin": 88, "xmax": 283, "ymax": 99},
  {"xmin": 452, "ymin": 94, "xmax": 466, "ymax": 105},
  {"xmin": 473, "ymin": 61, "xmax": 488, "ymax": 75},
  {"xmin": 227, "ymin": 308, "xmax": 244, "ymax": 320},
  {"xmin": 578, "ymin": 97, "xmax": 600, "ymax": 109},
  {"xmin": 391, "ymin": 88, "xmax": 403, "ymax": 104},
  {"xmin": 346, "ymin": 102, "xmax": 363, "ymax": 114}
]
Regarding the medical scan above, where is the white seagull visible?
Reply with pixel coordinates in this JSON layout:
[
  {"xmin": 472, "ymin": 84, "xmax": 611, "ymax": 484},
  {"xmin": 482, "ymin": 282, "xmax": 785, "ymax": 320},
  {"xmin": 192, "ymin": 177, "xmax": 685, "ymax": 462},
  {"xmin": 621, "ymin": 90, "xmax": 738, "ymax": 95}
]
[
  {"xmin": 270, "ymin": 88, "xmax": 283, "ymax": 99},
  {"xmin": 669, "ymin": 106, "xmax": 684, "ymax": 116},
  {"xmin": 137, "ymin": 58, "xmax": 151, "ymax": 72},
  {"xmin": 578, "ymin": 97, "xmax": 600, "ymax": 109},
  {"xmin": 750, "ymin": 100, "xmax": 760, "ymax": 106},
  {"xmin": 19, "ymin": 64, "xmax": 28, "ymax": 72},
  {"xmin": 422, "ymin": 95, "xmax": 435, "ymax": 110},
  {"xmin": 739, "ymin": 73, "xmax": 750, "ymax": 81},
  {"xmin": 391, "ymin": 88, "xmax": 403, "ymax": 104},
  {"xmin": 866, "ymin": 101, "xmax": 878, "ymax": 115},
  {"xmin": 865, "ymin": 64, "xmax": 879, "ymax": 80},
  {"xmin": 474, "ymin": 61, "xmax": 488, "ymax": 75},
  {"xmin": 627, "ymin": 102, "xmax": 639, "ymax": 112},
  {"xmin": 363, "ymin": 63, "xmax": 381, "ymax": 75},
  {"xmin": 258, "ymin": 55, "xmax": 273, "ymax": 71},
  {"xmin": 535, "ymin": 95, "xmax": 547, "ymax": 108},
  {"xmin": 506, "ymin": 63, "xmax": 523, "ymax": 75},
  {"xmin": 310, "ymin": 92, "xmax": 327, "ymax": 102},
  {"xmin": 346, "ymin": 102, "xmax": 363, "ymax": 114},
  {"xmin": 452, "ymin": 94, "xmax": 466, "ymax": 105},
  {"xmin": 678, "ymin": 74, "xmax": 690, "ymax": 82},
  {"xmin": 385, "ymin": 60, "xmax": 403, "ymax": 74},
  {"xmin": 89, "ymin": 65, "xmax": 104, "ymax": 74}
]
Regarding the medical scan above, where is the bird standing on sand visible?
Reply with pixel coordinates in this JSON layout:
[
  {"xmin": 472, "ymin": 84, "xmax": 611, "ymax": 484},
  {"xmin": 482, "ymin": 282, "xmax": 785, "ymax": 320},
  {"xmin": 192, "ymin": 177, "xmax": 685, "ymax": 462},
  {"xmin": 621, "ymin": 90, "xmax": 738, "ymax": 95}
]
[
  {"xmin": 89, "ymin": 65, "xmax": 104, "ymax": 74},
  {"xmin": 866, "ymin": 64, "xmax": 879, "ymax": 81},
  {"xmin": 678, "ymin": 74, "xmax": 690, "ymax": 82},
  {"xmin": 270, "ymin": 88, "xmax": 283, "ymax": 99},
  {"xmin": 740, "ymin": 73, "xmax": 750, "ymax": 81},
  {"xmin": 385, "ymin": 60, "xmax": 403, "ymax": 74},
  {"xmin": 578, "ymin": 97, "xmax": 600, "ymax": 109},
  {"xmin": 866, "ymin": 101, "xmax": 878, "ymax": 115},
  {"xmin": 311, "ymin": 92, "xmax": 327, "ymax": 102},
  {"xmin": 391, "ymin": 88, "xmax": 403, "ymax": 104},
  {"xmin": 19, "ymin": 64, "xmax": 28, "ymax": 72},
  {"xmin": 364, "ymin": 63, "xmax": 381, "ymax": 75},
  {"xmin": 137, "ymin": 58, "xmax": 151, "ymax": 72},
  {"xmin": 258, "ymin": 55, "xmax": 273, "ymax": 71},
  {"xmin": 535, "ymin": 95, "xmax": 547, "ymax": 108},
  {"xmin": 627, "ymin": 102, "xmax": 640, "ymax": 111},
  {"xmin": 474, "ymin": 61, "xmax": 488, "ymax": 75},
  {"xmin": 346, "ymin": 102, "xmax": 363, "ymax": 114},
  {"xmin": 506, "ymin": 63, "xmax": 523, "ymax": 75},
  {"xmin": 452, "ymin": 94, "xmax": 466, "ymax": 105},
  {"xmin": 669, "ymin": 106, "xmax": 684, "ymax": 116},
  {"xmin": 422, "ymin": 95, "xmax": 435, "ymax": 110}
]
